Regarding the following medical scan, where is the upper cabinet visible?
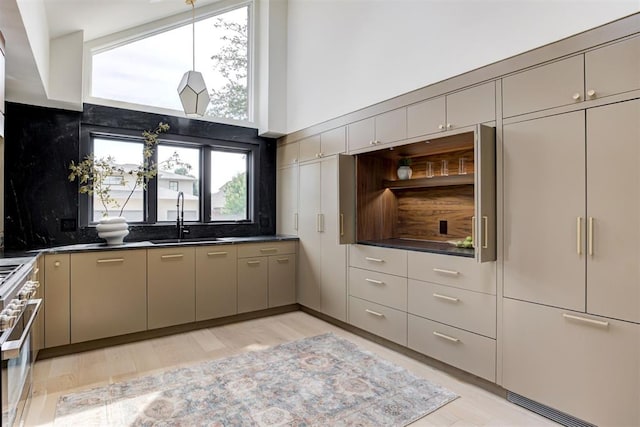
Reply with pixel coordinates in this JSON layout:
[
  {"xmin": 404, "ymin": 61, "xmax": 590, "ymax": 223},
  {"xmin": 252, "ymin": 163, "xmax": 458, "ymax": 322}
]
[
  {"xmin": 348, "ymin": 108, "xmax": 407, "ymax": 152},
  {"xmin": 503, "ymin": 55, "xmax": 584, "ymax": 118},
  {"xmin": 503, "ymin": 35, "xmax": 640, "ymax": 118},
  {"xmin": 299, "ymin": 126, "xmax": 346, "ymax": 162},
  {"xmin": 585, "ymin": 35, "xmax": 640, "ymax": 101},
  {"xmin": 408, "ymin": 82, "xmax": 496, "ymax": 138},
  {"xmin": 276, "ymin": 141, "xmax": 299, "ymax": 168}
]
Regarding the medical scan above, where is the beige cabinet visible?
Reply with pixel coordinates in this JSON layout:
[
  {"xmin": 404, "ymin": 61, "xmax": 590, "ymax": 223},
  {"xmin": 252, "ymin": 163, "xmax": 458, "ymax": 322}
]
[
  {"xmin": 349, "ymin": 267, "xmax": 407, "ymax": 311},
  {"xmin": 349, "ymin": 296, "xmax": 407, "ymax": 346},
  {"xmin": 70, "ymin": 250, "xmax": 147, "ymax": 343},
  {"xmin": 298, "ymin": 127, "xmax": 346, "ymax": 162},
  {"xmin": 276, "ymin": 141, "xmax": 299, "ymax": 168},
  {"xmin": 43, "ymin": 254, "xmax": 70, "ymax": 348},
  {"xmin": 349, "ymin": 244, "xmax": 407, "ymax": 277},
  {"xmin": 195, "ymin": 245, "xmax": 237, "ymax": 321},
  {"xmin": 148, "ymin": 247, "xmax": 196, "ymax": 329},
  {"xmin": 585, "ymin": 35, "xmax": 640, "ymax": 101},
  {"xmin": 348, "ymin": 108, "xmax": 407, "ymax": 152},
  {"xmin": 503, "ymin": 298, "xmax": 639, "ymax": 427},
  {"xmin": 297, "ymin": 155, "xmax": 355, "ymax": 321},
  {"xmin": 237, "ymin": 241, "xmax": 296, "ymax": 312},
  {"xmin": 276, "ymin": 165, "xmax": 298, "ymax": 236},
  {"xmin": 408, "ymin": 82, "xmax": 496, "ymax": 137},
  {"xmin": 504, "ymin": 100, "xmax": 640, "ymax": 322}
]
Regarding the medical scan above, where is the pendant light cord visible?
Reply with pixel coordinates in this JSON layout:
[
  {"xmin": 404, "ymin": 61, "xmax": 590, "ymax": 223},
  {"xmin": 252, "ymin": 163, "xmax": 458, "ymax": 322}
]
[{"xmin": 191, "ymin": 2, "xmax": 195, "ymax": 71}]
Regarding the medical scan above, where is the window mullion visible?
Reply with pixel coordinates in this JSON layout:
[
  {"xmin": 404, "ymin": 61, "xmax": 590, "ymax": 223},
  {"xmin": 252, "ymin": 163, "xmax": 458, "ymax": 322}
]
[{"xmin": 203, "ymin": 146, "xmax": 212, "ymax": 222}]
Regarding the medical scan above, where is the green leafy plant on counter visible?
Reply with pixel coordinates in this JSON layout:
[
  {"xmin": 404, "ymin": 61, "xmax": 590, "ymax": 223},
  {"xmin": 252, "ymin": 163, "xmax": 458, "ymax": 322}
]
[{"xmin": 67, "ymin": 122, "xmax": 185, "ymax": 217}]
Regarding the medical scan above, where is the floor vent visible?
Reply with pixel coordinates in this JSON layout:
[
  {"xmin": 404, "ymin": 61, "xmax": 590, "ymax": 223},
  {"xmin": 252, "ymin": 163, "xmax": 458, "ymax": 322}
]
[{"xmin": 506, "ymin": 391, "xmax": 597, "ymax": 427}]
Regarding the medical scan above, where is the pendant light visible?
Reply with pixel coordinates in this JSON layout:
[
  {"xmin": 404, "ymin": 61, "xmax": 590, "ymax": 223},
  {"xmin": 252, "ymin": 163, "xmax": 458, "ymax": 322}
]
[{"xmin": 177, "ymin": 0, "xmax": 211, "ymax": 116}]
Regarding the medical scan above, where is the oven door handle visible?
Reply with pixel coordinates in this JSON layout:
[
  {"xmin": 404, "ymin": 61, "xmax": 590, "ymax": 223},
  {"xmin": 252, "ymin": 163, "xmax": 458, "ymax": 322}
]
[{"xmin": 1, "ymin": 298, "xmax": 42, "ymax": 361}]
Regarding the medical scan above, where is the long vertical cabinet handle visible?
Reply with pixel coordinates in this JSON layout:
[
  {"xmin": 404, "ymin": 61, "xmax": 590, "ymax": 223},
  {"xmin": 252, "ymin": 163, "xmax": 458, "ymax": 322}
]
[
  {"xmin": 482, "ymin": 216, "xmax": 489, "ymax": 249},
  {"xmin": 340, "ymin": 214, "xmax": 344, "ymax": 236},
  {"xmin": 471, "ymin": 216, "xmax": 476, "ymax": 247},
  {"xmin": 294, "ymin": 213, "xmax": 298, "ymax": 231},
  {"xmin": 577, "ymin": 217, "xmax": 583, "ymax": 255},
  {"xmin": 316, "ymin": 214, "xmax": 321, "ymax": 232},
  {"xmin": 588, "ymin": 217, "xmax": 594, "ymax": 256}
]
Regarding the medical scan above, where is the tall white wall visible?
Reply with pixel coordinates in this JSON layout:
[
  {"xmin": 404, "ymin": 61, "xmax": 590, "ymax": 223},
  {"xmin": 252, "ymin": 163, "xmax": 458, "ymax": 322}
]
[{"xmin": 286, "ymin": 0, "xmax": 640, "ymax": 133}]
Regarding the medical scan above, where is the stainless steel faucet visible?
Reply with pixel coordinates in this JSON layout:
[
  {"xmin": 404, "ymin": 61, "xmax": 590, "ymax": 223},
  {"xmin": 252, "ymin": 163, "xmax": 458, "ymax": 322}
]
[{"xmin": 176, "ymin": 191, "xmax": 189, "ymax": 240}]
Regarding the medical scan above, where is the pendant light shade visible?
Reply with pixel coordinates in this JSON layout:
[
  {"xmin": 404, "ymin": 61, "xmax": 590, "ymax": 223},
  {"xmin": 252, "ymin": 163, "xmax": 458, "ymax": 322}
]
[
  {"xmin": 177, "ymin": 0, "xmax": 210, "ymax": 116},
  {"xmin": 178, "ymin": 70, "xmax": 210, "ymax": 116}
]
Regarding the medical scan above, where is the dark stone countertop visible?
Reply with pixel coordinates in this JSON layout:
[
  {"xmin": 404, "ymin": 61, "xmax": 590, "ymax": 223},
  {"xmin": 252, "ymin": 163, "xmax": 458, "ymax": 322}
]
[
  {"xmin": 33, "ymin": 235, "xmax": 299, "ymax": 255},
  {"xmin": 357, "ymin": 238, "xmax": 475, "ymax": 258}
]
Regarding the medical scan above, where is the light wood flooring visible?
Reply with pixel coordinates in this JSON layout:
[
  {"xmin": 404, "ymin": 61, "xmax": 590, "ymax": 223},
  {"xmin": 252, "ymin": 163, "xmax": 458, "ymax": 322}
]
[{"xmin": 26, "ymin": 311, "xmax": 557, "ymax": 426}]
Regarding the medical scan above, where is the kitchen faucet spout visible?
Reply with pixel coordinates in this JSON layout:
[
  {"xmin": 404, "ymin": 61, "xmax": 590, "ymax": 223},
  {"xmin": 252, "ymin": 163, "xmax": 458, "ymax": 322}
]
[{"xmin": 176, "ymin": 191, "xmax": 188, "ymax": 239}]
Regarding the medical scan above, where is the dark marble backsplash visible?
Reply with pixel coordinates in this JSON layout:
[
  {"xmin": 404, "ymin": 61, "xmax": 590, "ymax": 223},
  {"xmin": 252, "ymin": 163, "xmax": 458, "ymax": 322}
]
[{"xmin": 4, "ymin": 103, "xmax": 277, "ymax": 250}]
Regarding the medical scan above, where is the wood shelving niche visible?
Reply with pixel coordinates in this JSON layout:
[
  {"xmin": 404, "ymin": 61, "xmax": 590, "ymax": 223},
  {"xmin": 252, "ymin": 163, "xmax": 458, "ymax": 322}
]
[{"xmin": 383, "ymin": 174, "xmax": 474, "ymax": 189}]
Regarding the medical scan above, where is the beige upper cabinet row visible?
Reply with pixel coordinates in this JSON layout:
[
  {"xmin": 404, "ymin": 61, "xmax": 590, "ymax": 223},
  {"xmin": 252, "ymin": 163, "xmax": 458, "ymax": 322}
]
[
  {"xmin": 348, "ymin": 108, "xmax": 407, "ymax": 152},
  {"xmin": 277, "ymin": 126, "xmax": 347, "ymax": 167},
  {"xmin": 503, "ymin": 35, "xmax": 640, "ymax": 118}
]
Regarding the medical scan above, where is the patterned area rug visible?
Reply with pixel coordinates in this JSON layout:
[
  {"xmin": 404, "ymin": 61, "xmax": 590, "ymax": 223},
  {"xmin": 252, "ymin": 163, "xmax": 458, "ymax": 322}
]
[{"xmin": 54, "ymin": 333, "xmax": 457, "ymax": 426}]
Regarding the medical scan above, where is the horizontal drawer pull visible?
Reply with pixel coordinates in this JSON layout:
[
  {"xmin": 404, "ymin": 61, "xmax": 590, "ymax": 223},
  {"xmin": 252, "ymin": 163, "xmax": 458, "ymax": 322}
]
[
  {"xmin": 365, "ymin": 278, "xmax": 384, "ymax": 285},
  {"xmin": 96, "ymin": 258, "xmax": 125, "ymax": 264},
  {"xmin": 562, "ymin": 313, "xmax": 609, "ymax": 328},
  {"xmin": 276, "ymin": 258, "xmax": 290, "ymax": 263},
  {"xmin": 365, "ymin": 257, "xmax": 384, "ymax": 263},
  {"xmin": 260, "ymin": 247, "xmax": 278, "ymax": 253},
  {"xmin": 433, "ymin": 293, "xmax": 459, "ymax": 302},
  {"xmin": 433, "ymin": 268, "xmax": 460, "ymax": 276},
  {"xmin": 161, "ymin": 254, "xmax": 184, "ymax": 259},
  {"xmin": 246, "ymin": 260, "xmax": 261, "ymax": 265},
  {"xmin": 207, "ymin": 251, "xmax": 228, "ymax": 257},
  {"xmin": 365, "ymin": 309, "xmax": 385, "ymax": 317},
  {"xmin": 433, "ymin": 331, "xmax": 460, "ymax": 343}
]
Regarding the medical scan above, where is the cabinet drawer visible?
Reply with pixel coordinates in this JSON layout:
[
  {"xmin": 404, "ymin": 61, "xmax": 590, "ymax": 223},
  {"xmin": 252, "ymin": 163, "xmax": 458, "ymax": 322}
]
[
  {"xmin": 503, "ymin": 55, "xmax": 584, "ymax": 118},
  {"xmin": 277, "ymin": 141, "xmax": 299, "ymax": 167},
  {"xmin": 349, "ymin": 296, "xmax": 407, "ymax": 346},
  {"xmin": 408, "ymin": 251, "xmax": 495, "ymax": 294},
  {"xmin": 349, "ymin": 245, "xmax": 407, "ymax": 277},
  {"xmin": 446, "ymin": 81, "xmax": 495, "ymax": 129},
  {"xmin": 349, "ymin": 267, "xmax": 407, "ymax": 311},
  {"xmin": 408, "ymin": 314, "xmax": 496, "ymax": 382},
  {"xmin": 586, "ymin": 36, "xmax": 640, "ymax": 100},
  {"xmin": 237, "ymin": 241, "xmax": 296, "ymax": 258},
  {"xmin": 408, "ymin": 279, "xmax": 495, "ymax": 338},
  {"xmin": 503, "ymin": 298, "xmax": 639, "ymax": 427}
]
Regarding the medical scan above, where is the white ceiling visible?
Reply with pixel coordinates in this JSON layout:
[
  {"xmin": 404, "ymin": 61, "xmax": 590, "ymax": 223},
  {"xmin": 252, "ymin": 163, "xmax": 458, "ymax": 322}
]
[{"xmin": 0, "ymin": 0, "xmax": 223, "ymax": 108}]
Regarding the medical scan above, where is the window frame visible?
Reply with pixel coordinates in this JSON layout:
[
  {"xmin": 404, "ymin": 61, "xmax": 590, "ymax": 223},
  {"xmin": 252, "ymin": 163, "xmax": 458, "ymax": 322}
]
[
  {"xmin": 79, "ymin": 125, "xmax": 260, "ymax": 227},
  {"xmin": 83, "ymin": 0, "xmax": 255, "ymax": 127}
]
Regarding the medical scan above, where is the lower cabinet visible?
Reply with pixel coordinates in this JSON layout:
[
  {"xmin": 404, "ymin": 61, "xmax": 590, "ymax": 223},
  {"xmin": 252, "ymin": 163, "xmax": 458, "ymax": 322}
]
[
  {"xmin": 148, "ymin": 247, "xmax": 196, "ymax": 329},
  {"xmin": 237, "ymin": 256, "xmax": 268, "ymax": 313},
  {"xmin": 349, "ymin": 296, "xmax": 407, "ymax": 346},
  {"xmin": 70, "ymin": 250, "xmax": 147, "ymax": 343},
  {"xmin": 43, "ymin": 254, "xmax": 70, "ymax": 348},
  {"xmin": 268, "ymin": 254, "xmax": 296, "ymax": 307},
  {"xmin": 195, "ymin": 245, "xmax": 237, "ymax": 321},
  {"xmin": 503, "ymin": 298, "xmax": 640, "ymax": 427}
]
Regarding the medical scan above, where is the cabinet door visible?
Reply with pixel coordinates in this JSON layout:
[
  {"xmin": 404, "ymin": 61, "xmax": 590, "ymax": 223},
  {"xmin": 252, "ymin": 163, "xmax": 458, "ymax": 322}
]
[
  {"xmin": 148, "ymin": 247, "xmax": 196, "ymax": 329},
  {"xmin": 586, "ymin": 100, "xmax": 640, "ymax": 323},
  {"xmin": 44, "ymin": 254, "xmax": 70, "ymax": 348},
  {"xmin": 320, "ymin": 157, "xmax": 347, "ymax": 321},
  {"xmin": 503, "ymin": 298, "xmax": 640, "ymax": 427},
  {"xmin": 503, "ymin": 112, "xmax": 585, "ymax": 311},
  {"xmin": 446, "ymin": 82, "xmax": 495, "ymax": 130},
  {"xmin": 276, "ymin": 165, "xmax": 298, "ymax": 236},
  {"xmin": 268, "ymin": 254, "xmax": 296, "ymax": 307},
  {"xmin": 276, "ymin": 141, "xmax": 299, "ymax": 168},
  {"xmin": 407, "ymin": 96, "xmax": 446, "ymax": 137},
  {"xmin": 585, "ymin": 36, "xmax": 640, "ymax": 101},
  {"xmin": 338, "ymin": 154, "xmax": 356, "ymax": 245},
  {"xmin": 297, "ymin": 162, "xmax": 322, "ymax": 311},
  {"xmin": 375, "ymin": 108, "xmax": 407, "ymax": 144},
  {"xmin": 474, "ymin": 124, "xmax": 496, "ymax": 263},
  {"xmin": 195, "ymin": 245, "xmax": 237, "ymax": 321},
  {"xmin": 320, "ymin": 126, "xmax": 346, "ymax": 157},
  {"xmin": 348, "ymin": 117, "xmax": 375, "ymax": 152},
  {"xmin": 237, "ymin": 257, "xmax": 268, "ymax": 313},
  {"xmin": 503, "ymin": 55, "xmax": 584, "ymax": 118},
  {"xmin": 70, "ymin": 250, "xmax": 147, "ymax": 343},
  {"xmin": 298, "ymin": 134, "xmax": 321, "ymax": 163}
]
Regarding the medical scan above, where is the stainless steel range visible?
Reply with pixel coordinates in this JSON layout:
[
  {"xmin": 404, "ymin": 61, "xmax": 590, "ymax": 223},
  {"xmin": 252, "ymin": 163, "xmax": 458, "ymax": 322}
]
[{"xmin": 0, "ymin": 257, "xmax": 42, "ymax": 427}]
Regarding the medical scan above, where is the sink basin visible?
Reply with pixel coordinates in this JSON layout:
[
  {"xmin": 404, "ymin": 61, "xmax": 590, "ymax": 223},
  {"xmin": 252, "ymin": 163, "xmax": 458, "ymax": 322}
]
[{"xmin": 149, "ymin": 238, "xmax": 219, "ymax": 245}]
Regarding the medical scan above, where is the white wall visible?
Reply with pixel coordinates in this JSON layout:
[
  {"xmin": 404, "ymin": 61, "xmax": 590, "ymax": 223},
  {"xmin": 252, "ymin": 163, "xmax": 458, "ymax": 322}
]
[{"xmin": 286, "ymin": 0, "xmax": 640, "ymax": 133}]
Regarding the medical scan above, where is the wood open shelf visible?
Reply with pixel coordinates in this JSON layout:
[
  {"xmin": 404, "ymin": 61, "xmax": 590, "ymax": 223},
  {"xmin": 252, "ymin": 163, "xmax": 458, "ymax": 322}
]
[{"xmin": 383, "ymin": 174, "xmax": 474, "ymax": 190}]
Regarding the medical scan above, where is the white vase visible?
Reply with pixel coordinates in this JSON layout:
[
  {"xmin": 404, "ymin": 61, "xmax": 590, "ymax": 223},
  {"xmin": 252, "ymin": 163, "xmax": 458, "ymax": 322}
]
[
  {"xmin": 397, "ymin": 165, "xmax": 413, "ymax": 180},
  {"xmin": 96, "ymin": 216, "xmax": 129, "ymax": 245}
]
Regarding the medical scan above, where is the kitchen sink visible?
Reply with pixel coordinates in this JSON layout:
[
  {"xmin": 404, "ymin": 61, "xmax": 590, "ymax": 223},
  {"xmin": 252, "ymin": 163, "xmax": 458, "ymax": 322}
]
[{"xmin": 149, "ymin": 238, "xmax": 220, "ymax": 245}]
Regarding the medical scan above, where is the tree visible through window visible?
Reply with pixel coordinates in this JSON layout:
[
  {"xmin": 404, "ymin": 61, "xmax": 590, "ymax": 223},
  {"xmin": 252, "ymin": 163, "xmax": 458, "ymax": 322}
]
[{"xmin": 91, "ymin": 6, "xmax": 249, "ymax": 122}]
